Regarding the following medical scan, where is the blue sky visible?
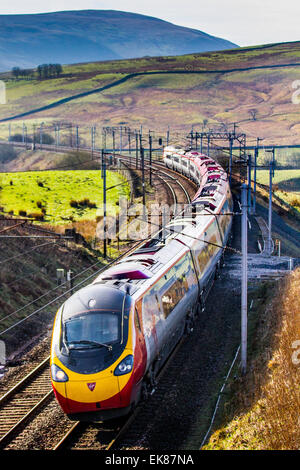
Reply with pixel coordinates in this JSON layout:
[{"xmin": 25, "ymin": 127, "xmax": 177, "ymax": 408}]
[{"xmin": 1, "ymin": 0, "xmax": 300, "ymax": 47}]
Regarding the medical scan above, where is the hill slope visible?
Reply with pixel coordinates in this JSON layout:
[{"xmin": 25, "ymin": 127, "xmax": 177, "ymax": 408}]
[
  {"xmin": 1, "ymin": 42, "xmax": 300, "ymax": 145},
  {"xmin": 0, "ymin": 9, "xmax": 237, "ymax": 72}
]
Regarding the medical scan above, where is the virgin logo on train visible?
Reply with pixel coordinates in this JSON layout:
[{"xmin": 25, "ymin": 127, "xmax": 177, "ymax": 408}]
[{"xmin": 87, "ymin": 383, "xmax": 96, "ymax": 391}]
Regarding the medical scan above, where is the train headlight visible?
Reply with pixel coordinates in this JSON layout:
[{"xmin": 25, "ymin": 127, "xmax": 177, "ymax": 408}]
[
  {"xmin": 51, "ymin": 364, "xmax": 69, "ymax": 382},
  {"xmin": 114, "ymin": 355, "xmax": 134, "ymax": 376}
]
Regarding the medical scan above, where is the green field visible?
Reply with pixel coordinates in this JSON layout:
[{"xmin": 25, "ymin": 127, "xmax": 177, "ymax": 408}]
[
  {"xmin": 256, "ymin": 168, "xmax": 300, "ymax": 211},
  {"xmin": 0, "ymin": 170, "xmax": 130, "ymax": 225}
]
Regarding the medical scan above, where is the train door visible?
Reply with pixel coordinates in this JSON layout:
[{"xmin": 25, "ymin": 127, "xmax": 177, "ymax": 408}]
[
  {"xmin": 158, "ymin": 252, "xmax": 198, "ymax": 356},
  {"xmin": 133, "ymin": 304, "xmax": 147, "ymax": 385},
  {"xmin": 140, "ymin": 288, "xmax": 166, "ymax": 371},
  {"xmin": 196, "ymin": 219, "xmax": 222, "ymax": 300}
]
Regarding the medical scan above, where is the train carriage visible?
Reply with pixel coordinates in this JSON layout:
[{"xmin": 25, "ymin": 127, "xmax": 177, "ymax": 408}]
[{"xmin": 50, "ymin": 146, "xmax": 233, "ymax": 421}]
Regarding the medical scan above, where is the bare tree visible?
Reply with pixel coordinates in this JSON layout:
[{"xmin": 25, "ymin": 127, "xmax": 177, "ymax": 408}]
[{"xmin": 249, "ymin": 108, "xmax": 258, "ymax": 121}]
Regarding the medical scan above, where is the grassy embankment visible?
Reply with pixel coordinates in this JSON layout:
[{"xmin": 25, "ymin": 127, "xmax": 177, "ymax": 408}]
[
  {"xmin": 0, "ymin": 169, "xmax": 130, "ymax": 240},
  {"xmin": 256, "ymin": 168, "xmax": 300, "ymax": 212},
  {"xmin": 0, "ymin": 167, "xmax": 131, "ymax": 353},
  {"xmin": 203, "ymin": 269, "xmax": 300, "ymax": 450},
  {"xmin": 1, "ymin": 42, "xmax": 300, "ymax": 145}
]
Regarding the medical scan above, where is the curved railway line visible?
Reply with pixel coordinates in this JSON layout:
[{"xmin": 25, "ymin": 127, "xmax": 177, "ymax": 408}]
[
  {"xmin": 0, "ymin": 148, "xmax": 194, "ymax": 338},
  {"xmin": 1, "ymin": 141, "xmax": 298, "ymax": 450},
  {"xmin": 0, "ymin": 356, "xmax": 52, "ymax": 449},
  {"xmin": 0, "ymin": 152, "xmax": 197, "ymax": 450}
]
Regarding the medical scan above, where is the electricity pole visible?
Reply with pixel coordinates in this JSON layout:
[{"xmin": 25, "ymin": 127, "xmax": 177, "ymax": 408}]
[
  {"xmin": 229, "ymin": 133, "xmax": 234, "ymax": 185},
  {"xmin": 40, "ymin": 122, "xmax": 43, "ymax": 149},
  {"xmin": 128, "ymin": 129, "xmax": 131, "ymax": 154},
  {"xmin": 241, "ymin": 183, "xmax": 248, "ymax": 375},
  {"xmin": 76, "ymin": 125, "xmax": 79, "ymax": 150},
  {"xmin": 135, "ymin": 132, "xmax": 139, "ymax": 169},
  {"xmin": 253, "ymin": 137, "xmax": 262, "ymax": 214},
  {"xmin": 268, "ymin": 159, "xmax": 273, "ymax": 255},
  {"xmin": 24, "ymin": 125, "xmax": 27, "ymax": 150},
  {"xmin": 266, "ymin": 148, "xmax": 275, "ymax": 255},
  {"xmin": 33, "ymin": 124, "xmax": 36, "ymax": 150},
  {"xmin": 91, "ymin": 126, "xmax": 96, "ymax": 158},
  {"xmin": 67, "ymin": 270, "xmax": 74, "ymax": 297},
  {"xmin": 149, "ymin": 134, "xmax": 153, "ymax": 186},
  {"xmin": 102, "ymin": 127, "xmax": 106, "ymax": 152},
  {"xmin": 101, "ymin": 150, "xmax": 107, "ymax": 259},
  {"xmin": 112, "ymin": 129, "xmax": 115, "ymax": 159},
  {"xmin": 141, "ymin": 146, "xmax": 146, "ymax": 207},
  {"xmin": 247, "ymin": 154, "xmax": 252, "ymax": 214},
  {"xmin": 253, "ymin": 147, "xmax": 258, "ymax": 214}
]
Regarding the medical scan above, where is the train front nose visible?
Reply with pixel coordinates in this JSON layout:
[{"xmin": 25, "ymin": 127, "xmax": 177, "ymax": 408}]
[
  {"xmin": 64, "ymin": 374, "xmax": 122, "ymax": 413},
  {"xmin": 50, "ymin": 283, "xmax": 134, "ymax": 419}
]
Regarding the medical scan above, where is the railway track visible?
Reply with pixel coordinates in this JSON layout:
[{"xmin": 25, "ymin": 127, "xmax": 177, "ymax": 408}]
[
  {"xmin": 0, "ymin": 356, "xmax": 52, "ymax": 449},
  {"xmin": 0, "ymin": 156, "xmax": 197, "ymax": 450},
  {"xmin": 52, "ymin": 337, "xmax": 185, "ymax": 451},
  {"xmin": 0, "ymin": 331, "xmax": 186, "ymax": 450},
  {"xmin": 118, "ymin": 154, "xmax": 194, "ymax": 209},
  {"xmin": 115, "ymin": 155, "xmax": 194, "ymax": 242}
]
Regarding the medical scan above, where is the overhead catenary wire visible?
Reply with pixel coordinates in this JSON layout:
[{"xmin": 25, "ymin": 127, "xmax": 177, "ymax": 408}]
[
  {"xmin": 0, "ymin": 221, "xmax": 26, "ymax": 233},
  {"xmin": 0, "ymin": 251, "xmax": 110, "ymax": 325},
  {"xmin": 0, "ymin": 135, "xmax": 239, "ymax": 334},
  {"xmin": 0, "ymin": 240, "xmax": 59, "ymax": 265},
  {"xmin": 2, "ymin": 194, "xmax": 234, "ymax": 332},
  {"xmin": 132, "ymin": 212, "xmax": 242, "ymax": 255},
  {"xmin": 0, "ymin": 242, "xmax": 143, "ymax": 335}
]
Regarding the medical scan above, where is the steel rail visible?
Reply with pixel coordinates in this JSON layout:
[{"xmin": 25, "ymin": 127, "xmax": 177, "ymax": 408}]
[{"xmin": 0, "ymin": 356, "xmax": 52, "ymax": 449}]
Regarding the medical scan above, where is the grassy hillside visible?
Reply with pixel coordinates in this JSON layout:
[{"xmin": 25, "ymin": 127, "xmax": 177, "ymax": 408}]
[
  {"xmin": 1, "ymin": 41, "xmax": 300, "ymax": 145},
  {"xmin": 0, "ymin": 170, "xmax": 130, "ymax": 225},
  {"xmin": 256, "ymin": 169, "xmax": 300, "ymax": 212},
  {"xmin": 203, "ymin": 269, "xmax": 300, "ymax": 450}
]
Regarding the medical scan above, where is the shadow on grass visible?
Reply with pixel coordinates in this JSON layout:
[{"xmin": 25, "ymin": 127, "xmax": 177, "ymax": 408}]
[{"xmin": 277, "ymin": 177, "xmax": 300, "ymax": 192}]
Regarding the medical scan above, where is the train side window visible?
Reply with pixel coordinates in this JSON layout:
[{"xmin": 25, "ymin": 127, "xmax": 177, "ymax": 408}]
[
  {"xmin": 198, "ymin": 245, "xmax": 210, "ymax": 272},
  {"xmin": 160, "ymin": 274, "xmax": 189, "ymax": 319},
  {"xmin": 142, "ymin": 288, "xmax": 162, "ymax": 336}
]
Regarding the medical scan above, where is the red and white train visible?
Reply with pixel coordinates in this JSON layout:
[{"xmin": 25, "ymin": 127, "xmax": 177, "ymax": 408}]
[{"xmin": 50, "ymin": 146, "xmax": 233, "ymax": 421}]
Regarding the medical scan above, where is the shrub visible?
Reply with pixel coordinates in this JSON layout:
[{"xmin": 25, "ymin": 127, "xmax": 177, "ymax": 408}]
[
  {"xmin": 70, "ymin": 198, "xmax": 97, "ymax": 209},
  {"xmin": 80, "ymin": 198, "xmax": 97, "ymax": 209},
  {"xmin": 40, "ymin": 133, "xmax": 55, "ymax": 145},
  {"xmin": 18, "ymin": 210, "xmax": 27, "ymax": 217},
  {"xmin": 28, "ymin": 212, "xmax": 44, "ymax": 221},
  {"xmin": 70, "ymin": 199, "xmax": 79, "ymax": 208},
  {"xmin": 0, "ymin": 144, "xmax": 18, "ymax": 163},
  {"xmin": 290, "ymin": 197, "xmax": 300, "ymax": 208}
]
